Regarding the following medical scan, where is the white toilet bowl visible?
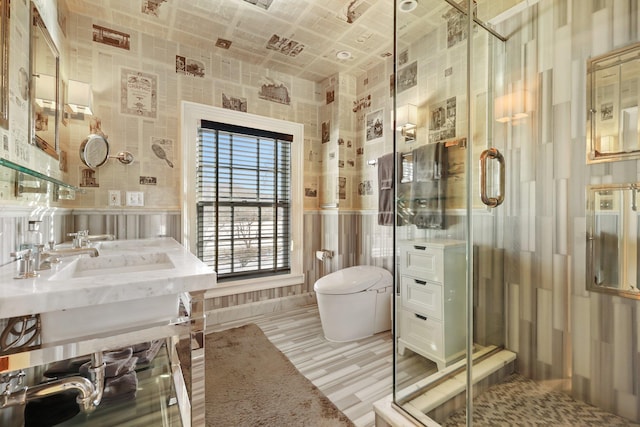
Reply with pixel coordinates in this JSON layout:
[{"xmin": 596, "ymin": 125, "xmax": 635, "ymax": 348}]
[{"xmin": 314, "ymin": 265, "xmax": 393, "ymax": 342}]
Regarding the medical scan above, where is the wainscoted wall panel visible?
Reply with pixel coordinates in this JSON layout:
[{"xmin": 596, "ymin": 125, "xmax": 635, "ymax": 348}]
[
  {"xmin": 69, "ymin": 209, "xmax": 182, "ymax": 241},
  {"xmin": 209, "ymin": 211, "xmax": 395, "ymax": 313},
  {"xmin": 0, "ymin": 209, "xmax": 181, "ymax": 266},
  {"xmin": 497, "ymin": 1, "xmax": 640, "ymax": 421}
]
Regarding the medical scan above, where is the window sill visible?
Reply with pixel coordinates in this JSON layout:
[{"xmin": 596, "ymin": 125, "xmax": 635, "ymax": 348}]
[{"xmin": 204, "ymin": 273, "xmax": 305, "ymax": 299}]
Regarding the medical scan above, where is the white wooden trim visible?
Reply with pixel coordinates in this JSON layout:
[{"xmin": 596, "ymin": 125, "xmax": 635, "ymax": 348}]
[{"xmin": 180, "ymin": 101, "xmax": 304, "ymax": 279}]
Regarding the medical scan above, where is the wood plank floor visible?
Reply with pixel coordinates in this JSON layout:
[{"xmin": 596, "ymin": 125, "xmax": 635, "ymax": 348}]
[{"xmin": 209, "ymin": 303, "xmax": 436, "ymax": 427}]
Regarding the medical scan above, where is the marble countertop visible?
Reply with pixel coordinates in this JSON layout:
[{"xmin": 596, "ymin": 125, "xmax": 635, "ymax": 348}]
[{"xmin": 0, "ymin": 237, "xmax": 216, "ymax": 319}]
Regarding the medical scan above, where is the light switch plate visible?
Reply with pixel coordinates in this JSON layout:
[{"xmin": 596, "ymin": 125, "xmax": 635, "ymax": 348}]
[
  {"xmin": 108, "ymin": 190, "xmax": 121, "ymax": 206},
  {"xmin": 126, "ymin": 191, "xmax": 144, "ymax": 206}
]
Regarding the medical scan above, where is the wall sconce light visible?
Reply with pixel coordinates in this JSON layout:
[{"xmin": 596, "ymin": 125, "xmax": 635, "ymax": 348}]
[
  {"xmin": 494, "ymin": 90, "xmax": 531, "ymax": 123},
  {"xmin": 396, "ymin": 104, "xmax": 417, "ymax": 142},
  {"xmin": 35, "ymin": 74, "xmax": 56, "ymax": 109},
  {"xmin": 66, "ymin": 80, "xmax": 93, "ymax": 116}
]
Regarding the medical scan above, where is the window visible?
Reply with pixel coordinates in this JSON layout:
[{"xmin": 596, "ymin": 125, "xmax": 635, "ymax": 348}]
[
  {"xmin": 197, "ymin": 120, "xmax": 292, "ymax": 280},
  {"xmin": 181, "ymin": 102, "xmax": 303, "ymax": 289}
]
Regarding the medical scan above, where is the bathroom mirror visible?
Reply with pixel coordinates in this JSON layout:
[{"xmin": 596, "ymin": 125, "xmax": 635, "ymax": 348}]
[
  {"xmin": 0, "ymin": 0, "xmax": 9, "ymax": 129},
  {"xmin": 586, "ymin": 183, "xmax": 640, "ymax": 299},
  {"xmin": 30, "ymin": 3, "xmax": 60, "ymax": 160},
  {"xmin": 80, "ymin": 134, "xmax": 110, "ymax": 169},
  {"xmin": 586, "ymin": 42, "xmax": 640, "ymax": 164}
]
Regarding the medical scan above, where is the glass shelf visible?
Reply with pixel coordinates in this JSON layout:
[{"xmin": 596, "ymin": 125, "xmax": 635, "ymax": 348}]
[{"xmin": 0, "ymin": 158, "xmax": 80, "ymax": 191}]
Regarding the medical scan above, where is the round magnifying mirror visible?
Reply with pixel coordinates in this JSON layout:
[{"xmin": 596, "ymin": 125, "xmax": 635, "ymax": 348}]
[{"xmin": 79, "ymin": 134, "xmax": 110, "ymax": 169}]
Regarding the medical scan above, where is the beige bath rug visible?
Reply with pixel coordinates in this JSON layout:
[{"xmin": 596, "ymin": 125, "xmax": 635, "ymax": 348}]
[{"xmin": 178, "ymin": 323, "xmax": 354, "ymax": 427}]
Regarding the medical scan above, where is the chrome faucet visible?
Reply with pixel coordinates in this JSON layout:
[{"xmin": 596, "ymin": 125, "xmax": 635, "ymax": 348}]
[
  {"xmin": 67, "ymin": 230, "xmax": 89, "ymax": 248},
  {"xmin": 34, "ymin": 242, "xmax": 99, "ymax": 271},
  {"xmin": 67, "ymin": 230, "xmax": 115, "ymax": 248},
  {"xmin": 86, "ymin": 233, "xmax": 115, "ymax": 242}
]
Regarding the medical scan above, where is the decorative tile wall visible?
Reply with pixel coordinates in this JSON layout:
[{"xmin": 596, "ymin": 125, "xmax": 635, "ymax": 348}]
[{"xmin": 498, "ymin": 0, "xmax": 640, "ymax": 421}]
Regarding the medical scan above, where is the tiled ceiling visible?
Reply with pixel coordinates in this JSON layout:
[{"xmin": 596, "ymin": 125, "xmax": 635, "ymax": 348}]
[{"xmin": 63, "ymin": 0, "xmax": 524, "ymax": 82}]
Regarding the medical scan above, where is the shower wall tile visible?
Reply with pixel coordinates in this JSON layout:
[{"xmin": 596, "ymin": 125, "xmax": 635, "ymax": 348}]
[
  {"xmin": 612, "ymin": 301, "xmax": 633, "ymax": 393},
  {"xmin": 552, "ymin": 26, "xmax": 571, "ymax": 104},
  {"xmin": 538, "ymin": 217, "xmax": 553, "ymax": 289},
  {"xmin": 540, "ymin": 143, "xmax": 553, "ymax": 216},
  {"xmin": 520, "ymin": 251, "xmax": 534, "ymax": 322},
  {"xmin": 552, "ymin": 254, "xmax": 567, "ymax": 331},
  {"xmin": 555, "ymin": 179, "xmax": 568, "ymax": 255},
  {"xmin": 570, "ymin": 60, "xmax": 585, "ymax": 140},
  {"xmin": 571, "ymin": 295, "xmax": 591, "ymax": 378},
  {"xmin": 539, "ymin": 70, "xmax": 553, "ymax": 143},
  {"xmin": 536, "ymin": 288, "xmax": 553, "ymax": 365},
  {"xmin": 552, "ymin": 103, "xmax": 571, "ymax": 180},
  {"xmin": 517, "ymin": 319, "xmax": 533, "ymax": 377},
  {"xmin": 536, "ymin": 0, "xmax": 554, "ymax": 72},
  {"xmin": 572, "ymin": 218, "xmax": 587, "ymax": 296},
  {"xmin": 591, "ymin": 8, "xmax": 612, "ymax": 56},
  {"xmin": 507, "ymin": 283, "xmax": 520, "ymax": 352},
  {"xmin": 519, "ymin": 181, "xmax": 532, "ymax": 251},
  {"xmin": 617, "ymin": 391, "xmax": 639, "ymax": 423},
  {"xmin": 551, "ymin": 328, "xmax": 566, "ymax": 379},
  {"xmin": 612, "ymin": 1, "xmax": 632, "ymax": 48}
]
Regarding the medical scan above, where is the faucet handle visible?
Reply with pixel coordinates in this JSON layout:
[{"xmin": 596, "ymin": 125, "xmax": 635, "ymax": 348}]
[
  {"xmin": 10, "ymin": 248, "xmax": 32, "ymax": 260},
  {"xmin": 10, "ymin": 249, "xmax": 38, "ymax": 279},
  {"xmin": 67, "ymin": 231, "xmax": 89, "ymax": 248}
]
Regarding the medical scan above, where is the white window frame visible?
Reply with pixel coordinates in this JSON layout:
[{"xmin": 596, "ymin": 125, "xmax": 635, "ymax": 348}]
[{"xmin": 181, "ymin": 101, "xmax": 304, "ymax": 295}]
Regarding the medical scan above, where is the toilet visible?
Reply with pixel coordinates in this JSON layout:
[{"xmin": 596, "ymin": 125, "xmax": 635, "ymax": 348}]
[{"xmin": 314, "ymin": 265, "xmax": 393, "ymax": 342}]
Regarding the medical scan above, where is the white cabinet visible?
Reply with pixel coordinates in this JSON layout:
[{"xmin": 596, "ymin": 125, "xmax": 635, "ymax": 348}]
[{"xmin": 397, "ymin": 239, "xmax": 466, "ymax": 370}]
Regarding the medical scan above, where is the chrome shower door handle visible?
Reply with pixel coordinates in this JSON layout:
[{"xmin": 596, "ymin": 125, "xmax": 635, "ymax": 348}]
[{"xmin": 479, "ymin": 147, "xmax": 505, "ymax": 208}]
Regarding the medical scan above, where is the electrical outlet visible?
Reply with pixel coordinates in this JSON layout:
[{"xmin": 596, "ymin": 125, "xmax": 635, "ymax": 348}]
[
  {"xmin": 126, "ymin": 191, "xmax": 144, "ymax": 207},
  {"xmin": 108, "ymin": 190, "xmax": 121, "ymax": 206}
]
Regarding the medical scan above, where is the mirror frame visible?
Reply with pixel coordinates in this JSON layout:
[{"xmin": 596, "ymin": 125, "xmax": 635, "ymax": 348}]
[
  {"xmin": 586, "ymin": 41, "xmax": 640, "ymax": 164},
  {"xmin": 30, "ymin": 3, "xmax": 60, "ymax": 160},
  {"xmin": 586, "ymin": 183, "xmax": 640, "ymax": 300},
  {"xmin": 79, "ymin": 134, "xmax": 110, "ymax": 169},
  {"xmin": 0, "ymin": 0, "xmax": 9, "ymax": 129}
]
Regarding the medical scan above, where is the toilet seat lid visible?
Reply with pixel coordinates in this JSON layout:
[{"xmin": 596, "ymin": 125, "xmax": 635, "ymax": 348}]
[{"xmin": 313, "ymin": 266, "xmax": 392, "ymax": 295}]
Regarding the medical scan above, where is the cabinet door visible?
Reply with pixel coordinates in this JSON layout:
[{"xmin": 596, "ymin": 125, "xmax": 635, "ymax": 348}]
[
  {"xmin": 401, "ymin": 244, "xmax": 444, "ymax": 282},
  {"xmin": 400, "ymin": 309, "xmax": 444, "ymax": 358},
  {"xmin": 401, "ymin": 275, "xmax": 443, "ymax": 320}
]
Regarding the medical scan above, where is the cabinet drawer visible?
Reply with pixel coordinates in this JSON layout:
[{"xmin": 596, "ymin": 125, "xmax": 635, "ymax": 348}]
[
  {"xmin": 401, "ymin": 275, "xmax": 442, "ymax": 320},
  {"xmin": 400, "ymin": 309, "xmax": 444, "ymax": 358},
  {"xmin": 401, "ymin": 245, "xmax": 444, "ymax": 281}
]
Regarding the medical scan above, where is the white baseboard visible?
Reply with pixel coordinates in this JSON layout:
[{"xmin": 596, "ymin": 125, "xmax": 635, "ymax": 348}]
[{"xmin": 205, "ymin": 293, "xmax": 317, "ymax": 328}]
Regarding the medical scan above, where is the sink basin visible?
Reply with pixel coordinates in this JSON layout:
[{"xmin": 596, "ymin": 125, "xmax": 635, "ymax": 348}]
[
  {"xmin": 42, "ymin": 251, "xmax": 179, "ymax": 344},
  {"xmin": 49, "ymin": 252, "xmax": 175, "ymax": 281},
  {"xmin": 92, "ymin": 238, "xmax": 179, "ymax": 252}
]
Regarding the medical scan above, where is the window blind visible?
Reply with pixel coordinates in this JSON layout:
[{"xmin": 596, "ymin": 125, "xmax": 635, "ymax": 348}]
[{"xmin": 196, "ymin": 120, "xmax": 291, "ymax": 280}]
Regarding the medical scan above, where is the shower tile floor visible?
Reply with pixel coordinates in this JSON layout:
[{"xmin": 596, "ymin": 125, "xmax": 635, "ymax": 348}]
[{"xmin": 442, "ymin": 373, "xmax": 640, "ymax": 426}]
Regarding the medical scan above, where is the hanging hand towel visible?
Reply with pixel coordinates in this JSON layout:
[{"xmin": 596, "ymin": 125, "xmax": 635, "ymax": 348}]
[{"xmin": 378, "ymin": 152, "xmax": 395, "ymax": 226}]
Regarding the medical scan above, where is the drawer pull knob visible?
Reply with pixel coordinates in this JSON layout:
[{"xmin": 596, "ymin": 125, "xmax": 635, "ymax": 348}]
[
  {"xmin": 415, "ymin": 314, "xmax": 427, "ymax": 321},
  {"xmin": 414, "ymin": 279, "xmax": 427, "ymax": 285},
  {"xmin": 414, "ymin": 245, "xmax": 426, "ymax": 250}
]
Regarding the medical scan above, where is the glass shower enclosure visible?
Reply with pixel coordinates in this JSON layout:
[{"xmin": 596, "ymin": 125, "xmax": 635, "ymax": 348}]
[{"xmin": 392, "ymin": 0, "xmax": 509, "ymax": 424}]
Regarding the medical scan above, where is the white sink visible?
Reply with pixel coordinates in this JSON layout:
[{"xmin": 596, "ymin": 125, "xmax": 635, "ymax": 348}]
[
  {"xmin": 0, "ymin": 237, "xmax": 215, "ymax": 344},
  {"xmin": 49, "ymin": 252, "xmax": 175, "ymax": 281}
]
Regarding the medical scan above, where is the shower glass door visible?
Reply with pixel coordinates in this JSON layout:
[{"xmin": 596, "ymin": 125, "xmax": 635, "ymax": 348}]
[{"xmin": 393, "ymin": 0, "xmax": 507, "ymax": 425}]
